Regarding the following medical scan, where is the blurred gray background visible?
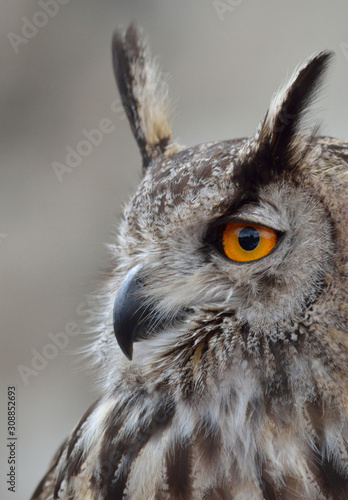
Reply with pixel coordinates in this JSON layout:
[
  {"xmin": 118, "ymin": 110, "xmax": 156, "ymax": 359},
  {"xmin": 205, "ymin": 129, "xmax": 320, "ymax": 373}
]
[{"xmin": 1, "ymin": 1, "xmax": 348, "ymax": 498}]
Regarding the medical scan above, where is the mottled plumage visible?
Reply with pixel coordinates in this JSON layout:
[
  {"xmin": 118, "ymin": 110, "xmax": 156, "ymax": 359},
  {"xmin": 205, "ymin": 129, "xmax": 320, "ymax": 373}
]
[{"xmin": 31, "ymin": 25, "xmax": 348, "ymax": 500}]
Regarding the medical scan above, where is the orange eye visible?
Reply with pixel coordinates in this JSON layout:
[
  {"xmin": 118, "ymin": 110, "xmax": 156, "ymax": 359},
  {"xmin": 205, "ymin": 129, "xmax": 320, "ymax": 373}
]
[{"xmin": 221, "ymin": 222, "xmax": 279, "ymax": 262}]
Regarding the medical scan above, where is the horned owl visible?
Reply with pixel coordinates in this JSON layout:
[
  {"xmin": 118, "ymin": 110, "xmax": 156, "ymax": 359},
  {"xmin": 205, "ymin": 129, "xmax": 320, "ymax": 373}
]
[{"xmin": 31, "ymin": 25, "xmax": 348, "ymax": 500}]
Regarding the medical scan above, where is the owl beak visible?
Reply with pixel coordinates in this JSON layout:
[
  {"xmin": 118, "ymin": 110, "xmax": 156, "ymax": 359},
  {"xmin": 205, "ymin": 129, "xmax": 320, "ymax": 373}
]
[{"xmin": 113, "ymin": 264, "xmax": 149, "ymax": 361}]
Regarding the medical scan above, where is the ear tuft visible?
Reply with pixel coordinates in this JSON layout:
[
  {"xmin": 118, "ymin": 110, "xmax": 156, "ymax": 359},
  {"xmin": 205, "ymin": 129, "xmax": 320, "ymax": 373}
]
[
  {"xmin": 236, "ymin": 51, "xmax": 334, "ymax": 190},
  {"xmin": 112, "ymin": 24, "xmax": 180, "ymax": 170}
]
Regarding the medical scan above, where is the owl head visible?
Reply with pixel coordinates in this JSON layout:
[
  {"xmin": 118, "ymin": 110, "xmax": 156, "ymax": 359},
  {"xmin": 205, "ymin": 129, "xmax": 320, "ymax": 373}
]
[{"xmin": 90, "ymin": 26, "xmax": 348, "ymax": 407}]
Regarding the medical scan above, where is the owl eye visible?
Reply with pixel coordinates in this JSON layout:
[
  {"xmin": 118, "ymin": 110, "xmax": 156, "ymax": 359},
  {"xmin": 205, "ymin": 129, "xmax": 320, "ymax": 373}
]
[{"xmin": 221, "ymin": 222, "xmax": 280, "ymax": 262}]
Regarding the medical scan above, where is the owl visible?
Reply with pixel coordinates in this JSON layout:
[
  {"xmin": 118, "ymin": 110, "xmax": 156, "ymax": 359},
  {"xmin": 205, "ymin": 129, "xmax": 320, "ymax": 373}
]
[{"xmin": 31, "ymin": 24, "xmax": 348, "ymax": 500}]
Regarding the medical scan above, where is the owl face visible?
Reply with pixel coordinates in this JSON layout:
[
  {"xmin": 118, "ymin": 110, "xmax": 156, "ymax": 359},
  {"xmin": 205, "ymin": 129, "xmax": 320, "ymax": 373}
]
[{"xmin": 116, "ymin": 140, "xmax": 333, "ymax": 358}]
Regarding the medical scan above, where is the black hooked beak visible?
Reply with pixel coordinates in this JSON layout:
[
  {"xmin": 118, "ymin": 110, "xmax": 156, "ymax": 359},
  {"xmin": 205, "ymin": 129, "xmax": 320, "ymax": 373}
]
[{"xmin": 113, "ymin": 264, "xmax": 151, "ymax": 360}]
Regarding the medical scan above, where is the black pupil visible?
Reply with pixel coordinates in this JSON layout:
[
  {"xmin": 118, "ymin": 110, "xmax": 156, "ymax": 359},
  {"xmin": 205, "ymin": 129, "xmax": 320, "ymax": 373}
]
[{"xmin": 238, "ymin": 226, "xmax": 260, "ymax": 251}]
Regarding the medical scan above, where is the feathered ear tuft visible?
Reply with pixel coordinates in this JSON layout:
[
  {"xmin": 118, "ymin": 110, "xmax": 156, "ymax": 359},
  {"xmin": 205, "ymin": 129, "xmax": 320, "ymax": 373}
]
[
  {"xmin": 235, "ymin": 51, "xmax": 334, "ymax": 191},
  {"xmin": 112, "ymin": 24, "xmax": 180, "ymax": 170}
]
